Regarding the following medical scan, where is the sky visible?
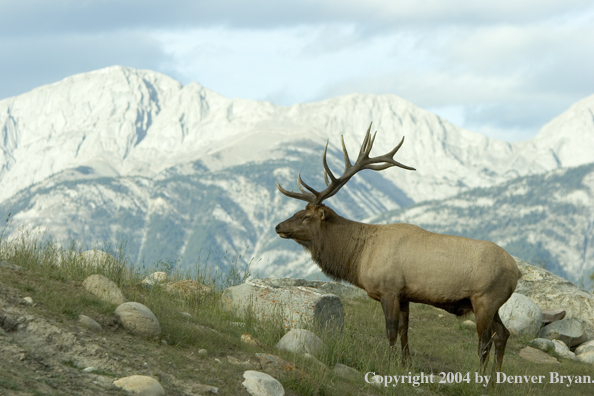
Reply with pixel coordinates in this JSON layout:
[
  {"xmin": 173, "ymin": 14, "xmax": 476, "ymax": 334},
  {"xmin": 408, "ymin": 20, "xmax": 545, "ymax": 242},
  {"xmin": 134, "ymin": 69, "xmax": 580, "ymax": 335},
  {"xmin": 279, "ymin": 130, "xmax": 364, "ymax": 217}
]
[{"xmin": 1, "ymin": 1, "xmax": 593, "ymax": 142}]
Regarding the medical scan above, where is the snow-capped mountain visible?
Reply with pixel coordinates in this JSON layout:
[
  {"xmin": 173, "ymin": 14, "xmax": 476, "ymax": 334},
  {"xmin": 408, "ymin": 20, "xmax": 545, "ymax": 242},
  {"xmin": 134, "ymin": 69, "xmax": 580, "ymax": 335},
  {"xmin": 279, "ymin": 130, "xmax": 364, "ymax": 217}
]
[{"xmin": 1, "ymin": 66, "xmax": 593, "ymax": 280}]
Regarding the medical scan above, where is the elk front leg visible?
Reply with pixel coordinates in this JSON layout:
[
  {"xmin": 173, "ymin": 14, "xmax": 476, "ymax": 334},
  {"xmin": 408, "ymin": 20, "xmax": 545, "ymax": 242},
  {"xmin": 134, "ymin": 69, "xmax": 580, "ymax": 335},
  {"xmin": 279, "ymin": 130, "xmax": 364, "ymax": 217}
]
[
  {"xmin": 399, "ymin": 299, "xmax": 411, "ymax": 364},
  {"xmin": 381, "ymin": 295, "xmax": 401, "ymax": 352}
]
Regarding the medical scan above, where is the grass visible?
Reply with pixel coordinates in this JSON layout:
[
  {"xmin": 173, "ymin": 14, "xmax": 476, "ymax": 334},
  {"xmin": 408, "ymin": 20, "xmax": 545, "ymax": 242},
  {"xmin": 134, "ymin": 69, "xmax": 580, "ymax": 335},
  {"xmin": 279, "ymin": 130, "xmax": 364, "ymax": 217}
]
[{"xmin": 2, "ymin": 227, "xmax": 594, "ymax": 395}]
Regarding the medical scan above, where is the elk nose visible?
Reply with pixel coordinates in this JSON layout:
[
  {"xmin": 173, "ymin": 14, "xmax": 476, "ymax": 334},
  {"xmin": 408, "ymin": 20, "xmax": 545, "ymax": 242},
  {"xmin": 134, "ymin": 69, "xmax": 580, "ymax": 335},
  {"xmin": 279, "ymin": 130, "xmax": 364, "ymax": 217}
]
[{"xmin": 275, "ymin": 223, "xmax": 280, "ymax": 232}]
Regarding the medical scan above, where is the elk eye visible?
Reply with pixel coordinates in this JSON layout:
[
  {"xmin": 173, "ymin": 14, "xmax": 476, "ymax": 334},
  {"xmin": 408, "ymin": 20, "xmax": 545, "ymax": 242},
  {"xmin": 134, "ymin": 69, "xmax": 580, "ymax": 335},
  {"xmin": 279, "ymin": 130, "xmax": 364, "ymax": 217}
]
[{"xmin": 303, "ymin": 216, "xmax": 311, "ymax": 222}]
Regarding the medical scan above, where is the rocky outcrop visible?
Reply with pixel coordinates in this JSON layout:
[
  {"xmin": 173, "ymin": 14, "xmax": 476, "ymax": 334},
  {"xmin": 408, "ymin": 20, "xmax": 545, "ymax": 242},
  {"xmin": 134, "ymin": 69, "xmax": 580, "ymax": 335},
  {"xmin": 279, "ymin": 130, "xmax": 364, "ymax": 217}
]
[
  {"xmin": 514, "ymin": 256, "xmax": 594, "ymax": 335},
  {"xmin": 82, "ymin": 274, "xmax": 126, "ymax": 305},
  {"xmin": 221, "ymin": 279, "xmax": 344, "ymax": 330}
]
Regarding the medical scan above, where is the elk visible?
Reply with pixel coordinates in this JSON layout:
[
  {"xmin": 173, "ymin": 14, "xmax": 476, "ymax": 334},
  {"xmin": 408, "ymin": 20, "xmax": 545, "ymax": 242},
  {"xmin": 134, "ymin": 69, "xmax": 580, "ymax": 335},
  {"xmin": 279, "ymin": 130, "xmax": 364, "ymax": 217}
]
[{"xmin": 275, "ymin": 123, "xmax": 522, "ymax": 372}]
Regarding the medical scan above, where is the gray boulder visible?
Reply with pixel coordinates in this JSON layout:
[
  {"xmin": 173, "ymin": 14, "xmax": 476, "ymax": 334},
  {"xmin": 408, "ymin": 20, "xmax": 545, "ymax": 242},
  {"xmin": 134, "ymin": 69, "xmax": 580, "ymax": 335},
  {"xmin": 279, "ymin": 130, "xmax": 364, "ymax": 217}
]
[
  {"xmin": 539, "ymin": 318, "xmax": 588, "ymax": 347},
  {"xmin": 115, "ymin": 302, "xmax": 161, "ymax": 337},
  {"xmin": 113, "ymin": 375, "xmax": 165, "ymax": 396},
  {"xmin": 82, "ymin": 274, "xmax": 126, "ymax": 305},
  {"xmin": 514, "ymin": 256, "xmax": 594, "ymax": 335},
  {"xmin": 575, "ymin": 339, "xmax": 594, "ymax": 355},
  {"xmin": 78, "ymin": 315, "xmax": 102, "ymax": 332},
  {"xmin": 551, "ymin": 339, "xmax": 577, "ymax": 360},
  {"xmin": 261, "ymin": 278, "xmax": 367, "ymax": 300},
  {"xmin": 275, "ymin": 329, "xmax": 325, "ymax": 355},
  {"xmin": 576, "ymin": 351, "xmax": 594, "ymax": 364},
  {"xmin": 499, "ymin": 293, "xmax": 542, "ymax": 336},
  {"xmin": 242, "ymin": 371, "xmax": 285, "ymax": 396},
  {"xmin": 222, "ymin": 279, "xmax": 344, "ymax": 330}
]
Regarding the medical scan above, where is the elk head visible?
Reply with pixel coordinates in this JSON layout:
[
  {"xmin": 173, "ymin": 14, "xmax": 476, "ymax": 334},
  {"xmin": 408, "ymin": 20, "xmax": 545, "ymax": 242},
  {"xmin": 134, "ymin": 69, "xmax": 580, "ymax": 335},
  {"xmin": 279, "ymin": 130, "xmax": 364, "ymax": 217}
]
[{"xmin": 275, "ymin": 123, "xmax": 416, "ymax": 243}]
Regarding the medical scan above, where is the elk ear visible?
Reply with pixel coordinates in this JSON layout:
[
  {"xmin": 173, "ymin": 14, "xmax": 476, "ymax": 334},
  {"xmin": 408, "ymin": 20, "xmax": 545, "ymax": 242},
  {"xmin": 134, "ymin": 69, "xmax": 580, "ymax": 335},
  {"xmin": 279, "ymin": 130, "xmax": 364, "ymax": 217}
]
[{"xmin": 318, "ymin": 207, "xmax": 327, "ymax": 221}]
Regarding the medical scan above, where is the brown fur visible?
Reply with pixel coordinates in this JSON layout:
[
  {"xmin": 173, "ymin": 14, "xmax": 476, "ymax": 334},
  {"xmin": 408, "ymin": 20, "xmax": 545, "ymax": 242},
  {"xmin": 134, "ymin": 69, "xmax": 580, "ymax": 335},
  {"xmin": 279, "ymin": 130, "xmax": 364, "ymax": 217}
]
[{"xmin": 276, "ymin": 203, "xmax": 522, "ymax": 372}]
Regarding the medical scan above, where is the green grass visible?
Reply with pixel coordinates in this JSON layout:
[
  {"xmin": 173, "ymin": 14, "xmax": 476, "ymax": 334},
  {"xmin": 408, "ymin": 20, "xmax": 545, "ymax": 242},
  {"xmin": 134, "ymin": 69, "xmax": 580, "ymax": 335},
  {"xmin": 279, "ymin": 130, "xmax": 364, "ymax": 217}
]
[{"xmin": 2, "ymin": 227, "xmax": 594, "ymax": 395}]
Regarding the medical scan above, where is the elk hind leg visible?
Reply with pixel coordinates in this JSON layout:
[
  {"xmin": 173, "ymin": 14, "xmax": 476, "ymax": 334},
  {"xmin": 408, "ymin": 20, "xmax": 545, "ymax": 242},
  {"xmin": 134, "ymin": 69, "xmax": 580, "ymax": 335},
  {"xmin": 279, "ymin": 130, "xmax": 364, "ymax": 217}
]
[
  {"xmin": 491, "ymin": 311, "xmax": 510, "ymax": 372},
  {"xmin": 473, "ymin": 301, "xmax": 495, "ymax": 373}
]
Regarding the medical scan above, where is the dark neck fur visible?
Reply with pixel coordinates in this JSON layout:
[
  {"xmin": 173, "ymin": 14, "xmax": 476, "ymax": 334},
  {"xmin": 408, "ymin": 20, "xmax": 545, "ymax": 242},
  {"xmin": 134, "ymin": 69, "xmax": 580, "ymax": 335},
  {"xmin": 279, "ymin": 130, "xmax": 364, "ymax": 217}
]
[{"xmin": 305, "ymin": 215, "xmax": 368, "ymax": 287}]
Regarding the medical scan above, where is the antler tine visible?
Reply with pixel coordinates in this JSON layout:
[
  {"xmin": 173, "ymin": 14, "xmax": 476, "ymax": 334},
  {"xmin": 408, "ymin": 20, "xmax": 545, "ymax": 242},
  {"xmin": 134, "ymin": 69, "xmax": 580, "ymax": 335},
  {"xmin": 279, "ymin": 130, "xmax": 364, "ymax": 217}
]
[
  {"xmin": 276, "ymin": 122, "xmax": 416, "ymax": 206},
  {"xmin": 322, "ymin": 140, "xmax": 338, "ymax": 185},
  {"xmin": 357, "ymin": 123, "xmax": 373, "ymax": 160},
  {"xmin": 276, "ymin": 182, "xmax": 316, "ymax": 203},
  {"xmin": 297, "ymin": 173, "xmax": 319, "ymax": 195},
  {"xmin": 362, "ymin": 136, "xmax": 416, "ymax": 172},
  {"xmin": 340, "ymin": 135, "xmax": 352, "ymax": 171}
]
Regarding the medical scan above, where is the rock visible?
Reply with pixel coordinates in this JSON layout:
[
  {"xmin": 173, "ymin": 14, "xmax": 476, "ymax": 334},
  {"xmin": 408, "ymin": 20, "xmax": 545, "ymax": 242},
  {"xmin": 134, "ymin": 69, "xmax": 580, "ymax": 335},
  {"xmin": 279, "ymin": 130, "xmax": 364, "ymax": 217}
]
[
  {"xmin": 513, "ymin": 256, "xmax": 594, "ymax": 335},
  {"xmin": 303, "ymin": 353, "xmax": 327, "ymax": 370},
  {"xmin": 542, "ymin": 309, "xmax": 566, "ymax": 324},
  {"xmin": 194, "ymin": 383, "xmax": 219, "ymax": 394},
  {"xmin": 115, "ymin": 302, "xmax": 161, "ymax": 337},
  {"xmin": 261, "ymin": 278, "xmax": 368, "ymax": 300},
  {"xmin": 528, "ymin": 338, "xmax": 555, "ymax": 353},
  {"xmin": 222, "ymin": 279, "xmax": 344, "ymax": 330},
  {"xmin": 462, "ymin": 319, "xmax": 475, "ymax": 328},
  {"xmin": 79, "ymin": 314, "xmax": 102, "ymax": 332},
  {"xmin": 23, "ymin": 297, "xmax": 34, "ymax": 305},
  {"xmin": 242, "ymin": 370, "xmax": 285, "ymax": 396},
  {"xmin": 198, "ymin": 349, "xmax": 208, "ymax": 357},
  {"xmin": 166, "ymin": 279, "xmax": 213, "ymax": 296},
  {"xmin": 275, "ymin": 329, "xmax": 325, "ymax": 355},
  {"xmin": 255, "ymin": 353, "xmax": 308, "ymax": 380},
  {"xmin": 575, "ymin": 339, "xmax": 594, "ymax": 355},
  {"xmin": 519, "ymin": 346, "xmax": 559, "ymax": 364},
  {"xmin": 227, "ymin": 356, "xmax": 259, "ymax": 370},
  {"xmin": 82, "ymin": 274, "xmax": 126, "ymax": 305},
  {"xmin": 576, "ymin": 351, "xmax": 594, "ymax": 364},
  {"xmin": 500, "ymin": 293, "xmax": 543, "ymax": 336},
  {"xmin": 241, "ymin": 333, "xmax": 267, "ymax": 349},
  {"xmin": 539, "ymin": 318, "xmax": 588, "ymax": 347},
  {"xmin": 369, "ymin": 374, "xmax": 383, "ymax": 386},
  {"xmin": 333, "ymin": 363, "xmax": 360, "ymax": 378},
  {"xmin": 113, "ymin": 375, "xmax": 165, "ymax": 396},
  {"xmin": 551, "ymin": 339, "xmax": 577, "ymax": 360},
  {"xmin": 141, "ymin": 272, "xmax": 169, "ymax": 287}
]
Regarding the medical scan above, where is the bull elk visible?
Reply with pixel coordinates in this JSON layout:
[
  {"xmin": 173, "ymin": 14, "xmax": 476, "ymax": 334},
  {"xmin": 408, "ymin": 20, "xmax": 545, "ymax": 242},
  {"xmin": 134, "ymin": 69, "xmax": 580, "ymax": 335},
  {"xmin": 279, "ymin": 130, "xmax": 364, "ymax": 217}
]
[{"xmin": 275, "ymin": 123, "xmax": 522, "ymax": 372}]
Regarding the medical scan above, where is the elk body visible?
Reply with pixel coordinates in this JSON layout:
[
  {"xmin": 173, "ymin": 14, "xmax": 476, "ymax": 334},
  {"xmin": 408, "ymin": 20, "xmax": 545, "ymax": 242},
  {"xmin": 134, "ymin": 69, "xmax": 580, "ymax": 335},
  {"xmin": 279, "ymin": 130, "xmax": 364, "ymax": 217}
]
[{"xmin": 275, "ymin": 124, "xmax": 522, "ymax": 372}]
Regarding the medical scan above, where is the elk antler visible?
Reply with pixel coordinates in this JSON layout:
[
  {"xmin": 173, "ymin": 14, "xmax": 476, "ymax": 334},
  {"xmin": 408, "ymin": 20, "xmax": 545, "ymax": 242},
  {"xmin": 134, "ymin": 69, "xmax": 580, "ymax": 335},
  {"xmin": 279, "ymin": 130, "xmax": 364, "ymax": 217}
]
[{"xmin": 276, "ymin": 123, "xmax": 416, "ymax": 205}]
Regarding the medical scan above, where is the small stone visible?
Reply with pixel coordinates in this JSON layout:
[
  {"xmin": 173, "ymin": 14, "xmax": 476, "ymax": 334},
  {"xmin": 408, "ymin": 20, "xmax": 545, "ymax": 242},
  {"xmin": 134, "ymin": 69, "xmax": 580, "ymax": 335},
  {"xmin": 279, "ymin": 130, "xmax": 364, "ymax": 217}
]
[
  {"xmin": 79, "ymin": 315, "xmax": 102, "ymax": 332},
  {"xmin": 115, "ymin": 302, "xmax": 161, "ymax": 337},
  {"xmin": 23, "ymin": 297, "xmax": 34, "ymax": 305},
  {"xmin": 83, "ymin": 274, "xmax": 126, "ymax": 305},
  {"xmin": 332, "ymin": 363, "xmax": 360, "ymax": 378},
  {"xmin": 242, "ymin": 370, "xmax": 285, "ymax": 396},
  {"xmin": 370, "ymin": 374, "xmax": 383, "ymax": 386},
  {"xmin": 241, "ymin": 333, "xmax": 267, "ymax": 349},
  {"xmin": 113, "ymin": 375, "xmax": 165, "ymax": 396},
  {"xmin": 180, "ymin": 312, "xmax": 192, "ymax": 318},
  {"xmin": 519, "ymin": 346, "xmax": 559, "ymax": 364},
  {"xmin": 194, "ymin": 383, "xmax": 219, "ymax": 394},
  {"xmin": 198, "ymin": 349, "xmax": 208, "ymax": 357},
  {"xmin": 462, "ymin": 319, "xmax": 475, "ymax": 328},
  {"xmin": 83, "ymin": 367, "xmax": 97, "ymax": 373},
  {"xmin": 275, "ymin": 329, "xmax": 325, "ymax": 355}
]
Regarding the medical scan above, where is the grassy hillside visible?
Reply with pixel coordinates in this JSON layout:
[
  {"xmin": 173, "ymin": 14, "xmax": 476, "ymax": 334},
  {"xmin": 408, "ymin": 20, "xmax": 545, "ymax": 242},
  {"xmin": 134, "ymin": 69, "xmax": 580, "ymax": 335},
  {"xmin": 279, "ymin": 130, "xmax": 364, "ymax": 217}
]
[{"xmin": 1, "ymin": 230, "xmax": 593, "ymax": 395}]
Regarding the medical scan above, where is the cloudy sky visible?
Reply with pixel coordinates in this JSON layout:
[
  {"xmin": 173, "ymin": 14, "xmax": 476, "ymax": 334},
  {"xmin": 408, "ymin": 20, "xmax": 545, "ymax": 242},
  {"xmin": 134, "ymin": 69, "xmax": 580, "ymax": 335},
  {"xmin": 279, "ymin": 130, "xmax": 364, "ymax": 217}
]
[{"xmin": 1, "ymin": 0, "xmax": 593, "ymax": 142}]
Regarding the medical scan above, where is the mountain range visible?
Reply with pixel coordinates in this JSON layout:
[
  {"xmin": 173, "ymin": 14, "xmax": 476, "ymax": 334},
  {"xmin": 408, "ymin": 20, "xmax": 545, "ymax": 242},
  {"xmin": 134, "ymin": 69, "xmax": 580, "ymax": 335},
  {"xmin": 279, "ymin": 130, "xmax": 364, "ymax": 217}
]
[{"xmin": 1, "ymin": 66, "xmax": 593, "ymax": 283}]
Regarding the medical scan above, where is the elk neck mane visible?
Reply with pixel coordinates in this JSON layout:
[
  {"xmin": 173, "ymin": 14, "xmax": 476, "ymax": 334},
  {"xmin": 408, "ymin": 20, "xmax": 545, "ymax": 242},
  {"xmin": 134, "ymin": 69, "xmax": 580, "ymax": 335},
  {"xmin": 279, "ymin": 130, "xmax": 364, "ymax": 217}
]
[{"xmin": 307, "ymin": 208, "xmax": 372, "ymax": 286}]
